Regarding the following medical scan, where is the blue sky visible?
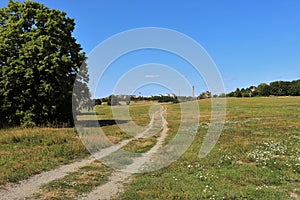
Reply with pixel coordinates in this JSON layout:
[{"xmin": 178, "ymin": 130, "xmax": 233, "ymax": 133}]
[{"xmin": 1, "ymin": 0, "xmax": 300, "ymax": 97}]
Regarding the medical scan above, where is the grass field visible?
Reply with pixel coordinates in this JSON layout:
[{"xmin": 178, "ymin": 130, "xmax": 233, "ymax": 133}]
[
  {"xmin": 118, "ymin": 97, "xmax": 300, "ymax": 199},
  {"xmin": 0, "ymin": 97, "xmax": 299, "ymax": 199},
  {"xmin": 0, "ymin": 104, "xmax": 153, "ymax": 187},
  {"xmin": 0, "ymin": 128, "xmax": 88, "ymax": 186}
]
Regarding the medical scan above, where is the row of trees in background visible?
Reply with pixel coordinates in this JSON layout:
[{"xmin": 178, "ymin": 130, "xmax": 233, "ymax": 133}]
[
  {"xmin": 95, "ymin": 79, "xmax": 300, "ymax": 107},
  {"xmin": 95, "ymin": 94, "xmax": 211, "ymax": 106},
  {"xmin": 227, "ymin": 79, "xmax": 300, "ymax": 97},
  {"xmin": 95, "ymin": 95, "xmax": 180, "ymax": 106},
  {"xmin": 133, "ymin": 95, "xmax": 180, "ymax": 103}
]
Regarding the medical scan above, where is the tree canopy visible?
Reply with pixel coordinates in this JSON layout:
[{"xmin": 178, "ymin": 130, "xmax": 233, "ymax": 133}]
[
  {"xmin": 0, "ymin": 0, "xmax": 89, "ymax": 127},
  {"xmin": 227, "ymin": 79, "xmax": 300, "ymax": 98}
]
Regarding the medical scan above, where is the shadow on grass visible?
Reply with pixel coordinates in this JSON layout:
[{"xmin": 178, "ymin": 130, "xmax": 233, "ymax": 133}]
[
  {"xmin": 78, "ymin": 112, "xmax": 97, "ymax": 116},
  {"xmin": 76, "ymin": 119, "xmax": 130, "ymax": 127}
]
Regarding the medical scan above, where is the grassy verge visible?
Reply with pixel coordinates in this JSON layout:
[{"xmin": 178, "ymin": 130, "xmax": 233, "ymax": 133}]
[
  {"xmin": 32, "ymin": 161, "xmax": 112, "ymax": 200},
  {"xmin": 0, "ymin": 128, "xmax": 89, "ymax": 186}
]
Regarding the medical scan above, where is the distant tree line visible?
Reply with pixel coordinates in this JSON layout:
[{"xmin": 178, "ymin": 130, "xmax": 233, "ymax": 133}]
[
  {"xmin": 94, "ymin": 94, "xmax": 181, "ymax": 106},
  {"xmin": 93, "ymin": 79, "xmax": 300, "ymax": 108},
  {"xmin": 145, "ymin": 95, "xmax": 179, "ymax": 103},
  {"xmin": 132, "ymin": 95, "xmax": 196, "ymax": 103},
  {"xmin": 227, "ymin": 79, "xmax": 300, "ymax": 97},
  {"xmin": 95, "ymin": 95, "xmax": 130, "ymax": 106}
]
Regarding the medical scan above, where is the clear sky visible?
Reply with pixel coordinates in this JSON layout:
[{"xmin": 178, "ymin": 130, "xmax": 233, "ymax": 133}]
[{"xmin": 1, "ymin": 0, "xmax": 300, "ymax": 97}]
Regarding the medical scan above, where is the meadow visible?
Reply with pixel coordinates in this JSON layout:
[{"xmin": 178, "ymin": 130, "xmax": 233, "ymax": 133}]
[
  {"xmin": 119, "ymin": 97, "xmax": 300, "ymax": 199},
  {"xmin": 0, "ymin": 128, "xmax": 88, "ymax": 186},
  {"xmin": 0, "ymin": 97, "xmax": 299, "ymax": 199}
]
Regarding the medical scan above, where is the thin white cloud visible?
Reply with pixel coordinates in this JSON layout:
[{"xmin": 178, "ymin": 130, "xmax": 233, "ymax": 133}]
[{"xmin": 145, "ymin": 75, "xmax": 160, "ymax": 78}]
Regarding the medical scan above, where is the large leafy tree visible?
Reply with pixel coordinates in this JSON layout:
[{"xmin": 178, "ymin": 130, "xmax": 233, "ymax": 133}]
[
  {"xmin": 288, "ymin": 80, "xmax": 300, "ymax": 96},
  {"xmin": 257, "ymin": 83, "xmax": 271, "ymax": 96},
  {"xmin": 269, "ymin": 81, "xmax": 289, "ymax": 96},
  {"xmin": 0, "ymin": 0, "xmax": 89, "ymax": 127}
]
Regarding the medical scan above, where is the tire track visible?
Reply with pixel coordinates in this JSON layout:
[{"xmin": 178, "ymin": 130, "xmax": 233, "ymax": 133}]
[
  {"xmin": 0, "ymin": 106, "xmax": 166, "ymax": 200},
  {"xmin": 81, "ymin": 107, "xmax": 168, "ymax": 200}
]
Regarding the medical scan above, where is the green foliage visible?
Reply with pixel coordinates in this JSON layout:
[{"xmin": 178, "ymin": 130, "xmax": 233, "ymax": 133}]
[
  {"xmin": 257, "ymin": 83, "xmax": 271, "ymax": 96},
  {"xmin": 227, "ymin": 79, "xmax": 300, "ymax": 97},
  {"xmin": 94, "ymin": 98, "xmax": 102, "ymax": 105},
  {"xmin": 129, "ymin": 95, "xmax": 179, "ymax": 103},
  {"xmin": 157, "ymin": 96, "xmax": 179, "ymax": 103},
  {"xmin": 0, "ymin": 0, "xmax": 89, "ymax": 127},
  {"xmin": 270, "ymin": 81, "xmax": 289, "ymax": 96},
  {"xmin": 107, "ymin": 95, "xmax": 120, "ymax": 106},
  {"xmin": 288, "ymin": 80, "xmax": 300, "ymax": 96}
]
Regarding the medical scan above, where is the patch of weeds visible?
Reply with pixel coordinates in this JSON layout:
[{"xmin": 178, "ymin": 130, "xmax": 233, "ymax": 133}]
[
  {"xmin": 246, "ymin": 140, "xmax": 300, "ymax": 172},
  {"xmin": 34, "ymin": 161, "xmax": 112, "ymax": 199},
  {"xmin": 122, "ymin": 137, "xmax": 157, "ymax": 153},
  {"xmin": 217, "ymin": 153, "xmax": 237, "ymax": 167},
  {"xmin": 0, "ymin": 128, "xmax": 88, "ymax": 185}
]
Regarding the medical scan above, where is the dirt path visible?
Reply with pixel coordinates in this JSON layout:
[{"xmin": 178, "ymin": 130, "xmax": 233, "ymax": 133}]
[
  {"xmin": 0, "ymin": 106, "xmax": 167, "ymax": 200},
  {"xmin": 81, "ymin": 107, "xmax": 168, "ymax": 200},
  {"xmin": 0, "ymin": 156, "xmax": 95, "ymax": 200},
  {"xmin": 0, "ymin": 139, "xmax": 135, "ymax": 200},
  {"xmin": 291, "ymin": 192, "xmax": 300, "ymax": 200}
]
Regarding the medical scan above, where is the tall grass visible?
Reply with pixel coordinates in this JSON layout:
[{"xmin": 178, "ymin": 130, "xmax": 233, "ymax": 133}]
[{"xmin": 0, "ymin": 128, "xmax": 88, "ymax": 186}]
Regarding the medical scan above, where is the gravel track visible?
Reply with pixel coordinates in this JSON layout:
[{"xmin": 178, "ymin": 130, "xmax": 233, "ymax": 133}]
[{"xmin": 81, "ymin": 107, "xmax": 168, "ymax": 200}]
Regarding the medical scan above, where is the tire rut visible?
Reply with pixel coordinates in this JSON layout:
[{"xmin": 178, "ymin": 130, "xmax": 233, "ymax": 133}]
[{"xmin": 0, "ymin": 106, "xmax": 167, "ymax": 200}]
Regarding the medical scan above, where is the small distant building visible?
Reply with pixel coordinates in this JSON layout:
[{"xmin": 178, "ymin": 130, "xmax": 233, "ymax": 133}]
[
  {"xmin": 250, "ymin": 87, "xmax": 257, "ymax": 92},
  {"xmin": 163, "ymin": 93, "xmax": 176, "ymax": 98},
  {"xmin": 170, "ymin": 93, "xmax": 176, "ymax": 98}
]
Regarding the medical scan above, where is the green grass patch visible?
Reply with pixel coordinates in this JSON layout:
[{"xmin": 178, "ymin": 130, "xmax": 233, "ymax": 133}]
[
  {"xmin": 0, "ymin": 128, "xmax": 89, "ymax": 186},
  {"xmin": 123, "ymin": 137, "xmax": 157, "ymax": 153},
  {"xmin": 33, "ymin": 161, "xmax": 112, "ymax": 199},
  {"xmin": 118, "ymin": 97, "xmax": 300, "ymax": 199}
]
